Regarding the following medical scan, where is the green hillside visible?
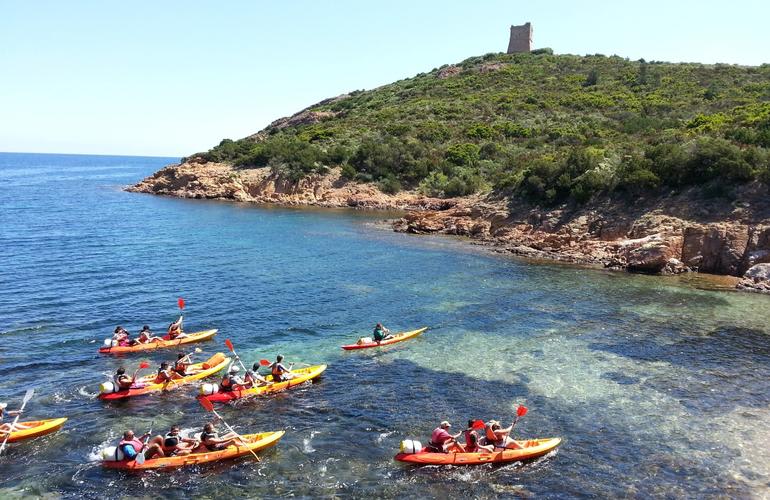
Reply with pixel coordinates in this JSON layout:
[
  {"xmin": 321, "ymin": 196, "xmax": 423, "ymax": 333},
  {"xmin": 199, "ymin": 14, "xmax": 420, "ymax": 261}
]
[{"xmin": 193, "ymin": 51, "xmax": 770, "ymax": 203}]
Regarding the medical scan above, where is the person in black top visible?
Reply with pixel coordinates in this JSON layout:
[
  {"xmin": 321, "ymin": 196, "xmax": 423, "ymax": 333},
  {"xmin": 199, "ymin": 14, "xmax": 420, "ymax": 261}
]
[{"xmin": 160, "ymin": 425, "xmax": 199, "ymax": 456}]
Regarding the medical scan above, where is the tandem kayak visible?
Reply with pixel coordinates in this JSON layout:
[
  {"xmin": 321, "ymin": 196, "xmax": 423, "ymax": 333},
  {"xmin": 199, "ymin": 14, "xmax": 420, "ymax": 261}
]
[
  {"xmin": 98, "ymin": 353, "xmax": 230, "ymax": 400},
  {"xmin": 98, "ymin": 329, "xmax": 218, "ymax": 354},
  {"xmin": 394, "ymin": 438, "xmax": 561, "ymax": 466},
  {"xmin": 341, "ymin": 327, "xmax": 428, "ymax": 350},
  {"xmin": 198, "ymin": 364, "xmax": 327, "ymax": 403},
  {"xmin": 0, "ymin": 418, "xmax": 68, "ymax": 444},
  {"xmin": 102, "ymin": 431, "xmax": 285, "ymax": 470}
]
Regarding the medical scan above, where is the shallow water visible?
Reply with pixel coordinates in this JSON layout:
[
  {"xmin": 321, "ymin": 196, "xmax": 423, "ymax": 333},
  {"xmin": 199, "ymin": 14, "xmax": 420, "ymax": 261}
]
[{"xmin": 0, "ymin": 152, "xmax": 769, "ymax": 499}]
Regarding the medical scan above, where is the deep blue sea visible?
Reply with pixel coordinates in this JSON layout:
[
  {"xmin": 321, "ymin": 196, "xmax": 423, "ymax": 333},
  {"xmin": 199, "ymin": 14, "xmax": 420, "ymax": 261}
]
[{"xmin": 0, "ymin": 152, "xmax": 769, "ymax": 499}]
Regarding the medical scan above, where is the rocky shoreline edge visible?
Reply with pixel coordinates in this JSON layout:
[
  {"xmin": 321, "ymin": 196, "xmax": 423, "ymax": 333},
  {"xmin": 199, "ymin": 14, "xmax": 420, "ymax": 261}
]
[{"xmin": 128, "ymin": 161, "xmax": 770, "ymax": 295}]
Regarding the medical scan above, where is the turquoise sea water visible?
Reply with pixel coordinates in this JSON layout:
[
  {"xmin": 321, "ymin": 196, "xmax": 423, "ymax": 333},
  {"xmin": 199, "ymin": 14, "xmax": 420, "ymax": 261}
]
[{"xmin": 0, "ymin": 152, "xmax": 769, "ymax": 499}]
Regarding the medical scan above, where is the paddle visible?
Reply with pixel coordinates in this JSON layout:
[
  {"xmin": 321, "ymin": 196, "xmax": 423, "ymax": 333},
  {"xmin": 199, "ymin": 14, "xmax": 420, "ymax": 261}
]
[
  {"xmin": 198, "ymin": 397, "xmax": 260, "ymax": 462},
  {"xmin": 510, "ymin": 405, "xmax": 528, "ymax": 439},
  {"xmin": 134, "ymin": 419, "xmax": 155, "ymax": 465},
  {"xmin": 471, "ymin": 419, "xmax": 486, "ymax": 431},
  {"xmin": 224, "ymin": 339, "xmax": 250, "ymax": 374},
  {"xmin": 0, "ymin": 389, "xmax": 35, "ymax": 456},
  {"xmin": 179, "ymin": 347, "xmax": 203, "ymax": 364}
]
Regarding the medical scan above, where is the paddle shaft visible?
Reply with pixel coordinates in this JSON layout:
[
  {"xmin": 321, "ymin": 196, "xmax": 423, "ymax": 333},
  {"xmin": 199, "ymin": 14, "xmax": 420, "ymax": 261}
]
[
  {"xmin": 0, "ymin": 389, "xmax": 35, "ymax": 456},
  {"xmin": 209, "ymin": 407, "xmax": 260, "ymax": 462},
  {"xmin": 135, "ymin": 420, "xmax": 155, "ymax": 465}
]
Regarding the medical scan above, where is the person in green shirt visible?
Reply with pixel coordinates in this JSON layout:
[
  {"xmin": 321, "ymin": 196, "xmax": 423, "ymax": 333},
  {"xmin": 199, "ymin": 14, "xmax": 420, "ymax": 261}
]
[{"xmin": 372, "ymin": 323, "xmax": 394, "ymax": 343}]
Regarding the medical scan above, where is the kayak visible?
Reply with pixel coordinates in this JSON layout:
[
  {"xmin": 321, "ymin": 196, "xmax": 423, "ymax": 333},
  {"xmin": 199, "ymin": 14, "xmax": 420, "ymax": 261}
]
[
  {"xmin": 98, "ymin": 329, "xmax": 218, "ymax": 354},
  {"xmin": 341, "ymin": 327, "xmax": 428, "ymax": 350},
  {"xmin": 0, "ymin": 418, "xmax": 68, "ymax": 444},
  {"xmin": 98, "ymin": 353, "xmax": 230, "ymax": 400},
  {"xmin": 199, "ymin": 364, "xmax": 327, "ymax": 403},
  {"xmin": 394, "ymin": 437, "xmax": 561, "ymax": 465},
  {"xmin": 103, "ymin": 431, "xmax": 285, "ymax": 470}
]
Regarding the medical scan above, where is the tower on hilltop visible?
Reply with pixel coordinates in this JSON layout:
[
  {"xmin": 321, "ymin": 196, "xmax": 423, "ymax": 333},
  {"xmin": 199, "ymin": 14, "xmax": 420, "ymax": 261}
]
[{"xmin": 507, "ymin": 22, "xmax": 532, "ymax": 53}]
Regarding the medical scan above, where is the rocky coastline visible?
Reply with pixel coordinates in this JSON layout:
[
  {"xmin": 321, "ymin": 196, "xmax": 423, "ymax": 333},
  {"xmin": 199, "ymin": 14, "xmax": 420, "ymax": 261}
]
[{"xmin": 128, "ymin": 161, "xmax": 770, "ymax": 294}]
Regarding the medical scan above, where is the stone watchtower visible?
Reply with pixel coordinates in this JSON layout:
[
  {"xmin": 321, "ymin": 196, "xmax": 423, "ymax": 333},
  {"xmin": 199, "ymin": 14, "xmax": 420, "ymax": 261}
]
[{"xmin": 507, "ymin": 22, "xmax": 532, "ymax": 53}]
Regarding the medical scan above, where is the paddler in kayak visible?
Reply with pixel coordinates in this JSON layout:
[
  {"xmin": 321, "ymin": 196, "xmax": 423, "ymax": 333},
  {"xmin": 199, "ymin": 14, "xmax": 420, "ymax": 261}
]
[
  {"xmin": 160, "ymin": 425, "xmax": 200, "ymax": 456},
  {"xmin": 482, "ymin": 420, "xmax": 523, "ymax": 450},
  {"xmin": 429, "ymin": 421, "xmax": 464, "ymax": 453},
  {"xmin": 155, "ymin": 362, "xmax": 178, "ymax": 383},
  {"xmin": 113, "ymin": 326, "xmax": 130, "ymax": 346},
  {"xmin": 167, "ymin": 315, "xmax": 187, "ymax": 340},
  {"xmin": 114, "ymin": 366, "xmax": 145, "ymax": 391},
  {"xmin": 246, "ymin": 366, "xmax": 269, "ymax": 387},
  {"xmin": 372, "ymin": 323, "xmax": 394, "ymax": 343},
  {"xmin": 194, "ymin": 422, "xmax": 245, "ymax": 452},
  {"xmin": 219, "ymin": 365, "xmax": 247, "ymax": 392},
  {"xmin": 118, "ymin": 429, "xmax": 164, "ymax": 461},
  {"xmin": 129, "ymin": 325, "xmax": 161, "ymax": 346},
  {"xmin": 268, "ymin": 355, "xmax": 295, "ymax": 382},
  {"xmin": 173, "ymin": 352, "xmax": 190, "ymax": 376},
  {"xmin": 464, "ymin": 420, "xmax": 493, "ymax": 453},
  {"xmin": 0, "ymin": 402, "xmax": 31, "ymax": 432}
]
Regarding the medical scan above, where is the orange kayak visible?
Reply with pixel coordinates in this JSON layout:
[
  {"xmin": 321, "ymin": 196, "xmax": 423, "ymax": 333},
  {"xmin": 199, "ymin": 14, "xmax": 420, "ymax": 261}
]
[
  {"xmin": 98, "ymin": 353, "xmax": 230, "ymax": 400},
  {"xmin": 341, "ymin": 327, "xmax": 427, "ymax": 350},
  {"xmin": 1, "ymin": 418, "xmax": 68, "ymax": 444},
  {"xmin": 102, "ymin": 431, "xmax": 284, "ymax": 470},
  {"xmin": 199, "ymin": 364, "xmax": 327, "ymax": 403},
  {"xmin": 395, "ymin": 438, "xmax": 561, "ymax": 465},
  {"xmin": 98, "ymin": 329, "xmax": 217, "ymax": 354}
]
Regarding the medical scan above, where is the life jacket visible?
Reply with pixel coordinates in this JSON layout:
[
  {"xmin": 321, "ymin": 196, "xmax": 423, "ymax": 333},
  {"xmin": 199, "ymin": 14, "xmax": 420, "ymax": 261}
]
[
  {"xmin": 138, "ymin": 331, "xmax": 150, "ymax": 343},
  {"xmin": 156, "ymin": 368, "xmax": 171, "ymax": 383},
  {"xmin": 163, "ymin": 432, "xmax": 180, "ymax": 449},
  {"xmin": 117, "ymin": 438, "xmax": 143, "ymax": 460},
  {"xmin": 174, "ymin": 361, "xmax": 187, "ymax": 375},
  {"xmin": 220, "ymin": 375, "xmax": 234, "ymax": 392},
  {"xmin": 485, "ymin": 425, "xmax": 498, "ymax": 443},
  {"xmin": 271, "ymin": 363, "xmax": 285, "ymax": 380},
  {"xmin": 200, "ymin": 430, "xmax": 219, "ymax": 450},
  {"xmin": 464, "ymin": 429, "xmax": 478, "ymax": 452},
  {"xmin": 114, "ymin": 374, "xmax": 132, "ymax": 390}
]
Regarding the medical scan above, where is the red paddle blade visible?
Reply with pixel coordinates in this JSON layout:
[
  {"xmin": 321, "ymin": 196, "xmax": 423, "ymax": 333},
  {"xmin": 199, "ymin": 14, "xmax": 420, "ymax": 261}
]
[
  {"xmin": 259, "ymin": 359, "xmax": 271, "ymax": 366},
  {"xmin": 471, "ymin": 419, "xmax": 486, "ymax": 430},
  {"xmin": 178, "ymin": 297, "xmax": 185, "ymax": 310},
  {"xmin": 198, "ymin": 396, "xmax": 214, "ymax": 412},
  {"xmin": 225, "ymin": 339, "xmax": 234, "ymax": 352},
  {"xmin": 517, "ymin": 405, "xmax": 528, "ymax": 417},
  {"xmin": 139, "ymin": 361, "xmax": 150, "ymax": 369}
]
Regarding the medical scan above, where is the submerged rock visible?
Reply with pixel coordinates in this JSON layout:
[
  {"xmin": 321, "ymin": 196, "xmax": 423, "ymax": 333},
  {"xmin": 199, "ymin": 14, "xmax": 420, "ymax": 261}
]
[{"xmin": 736, "ymin": 263, "xmax": 770, "ymax": 294}]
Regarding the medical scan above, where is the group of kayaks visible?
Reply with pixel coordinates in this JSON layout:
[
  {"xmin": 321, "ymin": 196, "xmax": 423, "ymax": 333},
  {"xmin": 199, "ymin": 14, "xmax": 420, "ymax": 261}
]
[{"xmin": 3, "ymin": 317, "xmax": 561, "ymax": 471}]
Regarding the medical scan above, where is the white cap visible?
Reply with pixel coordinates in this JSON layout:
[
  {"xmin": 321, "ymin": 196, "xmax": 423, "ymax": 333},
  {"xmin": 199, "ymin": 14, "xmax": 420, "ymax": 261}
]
[
  {"xmin": 229, "ymin": 365, "xmax": 240, "ymax": 373},
  {"xmin": 0, "ymin": 402, "xmax": 7, "ymax": 410}
]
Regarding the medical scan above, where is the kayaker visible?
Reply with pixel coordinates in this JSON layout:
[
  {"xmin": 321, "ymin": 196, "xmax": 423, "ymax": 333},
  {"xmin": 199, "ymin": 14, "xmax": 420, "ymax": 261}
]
[
  {"xmin": 161, "ymin": 425, "xmax": 199, "ymax": 456},
  {"xmin": 247, "ymin": 366, "xmax": 270, "ymax": 387},
  {"xmin": 113, "ymin": 326, "xmax": 130, "ymax": 346},
  {"xmin": 173, "ymin": 353, "xmax": 189, "ymax": 376},
  {"xmin": 464, "ymin": 420, "xmax": 493, "ymax": 453},
  {"xmin": 118, "ymin": 429, "xmax": 164, "ymax": 461},
  {"xmin": 219, "ymin": 366, "xmax": 244, "ymax": 392},
  {"xmin": 269, "ymin": 355, "xmax": 295, "ymax": 382},
  {"xmin": 167, "ymin": 316, "xmax": 186, "ymax": 340},
  {"xmin": 195, "ymin": 422, "xmax": 243, "ymax": 452},
  {"xmin": 114, "ymin": 367, "xmax": 142, "ymax": 391},
  {"xmin": 130, "ymin": 325, "xmax": 160, "ymax": 346},
  {"xmin": 372, "ymin": 323, "xmax": 394, "ymax": 343},
  {"xmin": 483, "ymin": 420, "xmax": 522, "ymax": 450},
  {"xmin": 155, "ymin": 362, "xmax": 176, "ymax": 383},
  {"xmin": 429, "ymin": 421, "xmax": 464, "ymax": 453},
  {"xmin": 0, "ymin": 402, "xmax": 31, "ymax": 433}
]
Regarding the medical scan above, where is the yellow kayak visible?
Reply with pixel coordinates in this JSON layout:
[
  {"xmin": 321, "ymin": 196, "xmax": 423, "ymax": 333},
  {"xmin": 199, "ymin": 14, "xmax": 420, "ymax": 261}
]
[
  {"xmin": 1, "ymin": 418, "xmax": 68, "ymax": 443},
  {"xmin": 98, "ymin": 329, "xmax": 217, "ymax": 354},
  {"xmin": 199, "ymin": 364, "xmax": 327, "ymax": 402},
  {"xmin": 342, "ymin": 327, "xmax": 428, "ymax": 350}
]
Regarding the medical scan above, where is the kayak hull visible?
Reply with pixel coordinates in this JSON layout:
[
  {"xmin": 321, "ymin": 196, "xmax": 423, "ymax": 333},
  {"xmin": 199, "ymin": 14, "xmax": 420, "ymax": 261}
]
[
  {"xmin": 103, "ymin": 431, "xmax": 284, "ymax": 470},
  {"xmin": 341, "ymin": 327, "xmax": 427, "ymax": 350},
  {"xmin": 98, "ymin": 329, "xmax": 217, "ymax": 354},
  {"xmin": 98, "ymin": 353, "xmax": 230, "ymax": 400},
  {"xmin": 394, "ymin": 437, "xmax": 561, "ymax": 465},
  {"xmin": 199, "ymin": 364, "xmax": 327, "ymax": 403},
  {"xmin": 1, "ymin": 418, "xmax": 68, "ymax": 444}
]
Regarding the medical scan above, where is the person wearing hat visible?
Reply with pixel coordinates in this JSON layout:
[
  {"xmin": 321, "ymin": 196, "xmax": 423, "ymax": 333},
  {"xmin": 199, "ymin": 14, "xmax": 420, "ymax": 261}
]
[
  {"xmin": 219, "ymin": 365, "xmax": 246, "ymax": 392},
  {"xmin": 0, "ymin": 402, "xmax": 31, "ymax": 433},
  {"xmin": 429, "ymin": 421, "xmax": 464, "ymax": 453},
  {"xmin": 482, "ymin": 420, "xmax": 522, "ymax": 450}
]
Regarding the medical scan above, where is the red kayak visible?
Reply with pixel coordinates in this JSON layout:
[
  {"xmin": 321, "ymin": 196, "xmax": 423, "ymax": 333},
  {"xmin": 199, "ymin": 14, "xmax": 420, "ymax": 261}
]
[{"xmin": 341, "ymin": 327, "xmax": 427, "ymax": 350}]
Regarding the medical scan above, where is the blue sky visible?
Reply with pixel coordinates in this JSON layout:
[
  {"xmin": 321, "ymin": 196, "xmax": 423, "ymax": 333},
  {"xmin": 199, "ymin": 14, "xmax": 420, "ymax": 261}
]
[{"xmin": 1, "ymin": 0, "xmax": 768, "ymax": 156}]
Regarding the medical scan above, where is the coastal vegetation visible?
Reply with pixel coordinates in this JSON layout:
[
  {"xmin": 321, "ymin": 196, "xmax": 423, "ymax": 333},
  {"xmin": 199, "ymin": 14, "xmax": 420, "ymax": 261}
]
[{"xmin": 194, "ymin": 52, "xmax": 770, "ymax": 204}]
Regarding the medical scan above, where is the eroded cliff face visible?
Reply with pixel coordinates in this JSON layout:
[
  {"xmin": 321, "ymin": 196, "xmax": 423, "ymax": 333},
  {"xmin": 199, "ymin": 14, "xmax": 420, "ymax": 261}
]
[{"xmin": 128, "ymin": 161, "xmax": 770, "ymax": 294}]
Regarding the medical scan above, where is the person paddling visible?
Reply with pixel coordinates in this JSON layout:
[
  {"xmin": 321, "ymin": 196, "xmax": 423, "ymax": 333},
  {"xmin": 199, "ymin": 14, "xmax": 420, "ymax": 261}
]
[
  {"xmin": 173, "ymin": 353, "xmax": 189, "ymax": 376},
  {"xmin": 464, "ymin": 420, "xmax": 493, "ymax": 453},
  {"xmin": 195, "ymin": 422, "xmax": 244, "ymax": 452},
  {"xmin": 155, "ymin": 362, "xmax": 176, "ymax": 383},
  {"xmin": 113, "ymin": 326, "xmax": 130, "ymax": 346},
  {"xmin": 0, "ymin": 402, "xmax": 31, "ymax": 433},
  {"xmin": 117, "ymin": 429, "xmax": 164, "ymax": 461},
  {"xmin": 113, "ymin": 366, "xmax": 144, "ymax": 391},
  {"xmin": 269, "ymin": 355, "xmax": 295, "ymax": 382},
  {"xmin": 167, "ymin": 316, "xmax": 186, "ymax": 339},
  {"xmin": 160, "ymin": 425, "xmax": 199, "ymax": 456},
  {"xmin": 130, "ymin": 325, "xmax": 160, "ymax": 346},
  {"xmin": 247, "ymin": 365, "xmax": 270, "ymax": 387},
  {"xmin": 482, "ymin": 420, "xmax": 522, "ymax": 450},
  {"xmin": 372, "ymin": 323, "xmax": 394, "ymax": 343},
  {"xmin": 429, "ymin": 421, "xmax": 464, "ymax": 453},
  {"xmin": 219, "ymin": 366, "xmax": 245, "ymax": 392}
]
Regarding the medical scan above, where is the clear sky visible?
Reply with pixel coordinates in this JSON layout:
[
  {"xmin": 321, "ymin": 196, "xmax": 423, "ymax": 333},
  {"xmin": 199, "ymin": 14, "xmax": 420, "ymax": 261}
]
[{"xmin": 1, "ymin": 0, "xmax": 768, "ymax": 157}]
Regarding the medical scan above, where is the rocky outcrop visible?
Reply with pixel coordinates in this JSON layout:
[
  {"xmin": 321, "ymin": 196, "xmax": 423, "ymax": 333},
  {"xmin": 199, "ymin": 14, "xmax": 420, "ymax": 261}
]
[{"xmin": 128, "ymin": 161, "xmax": 770, "ymax": 294}]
